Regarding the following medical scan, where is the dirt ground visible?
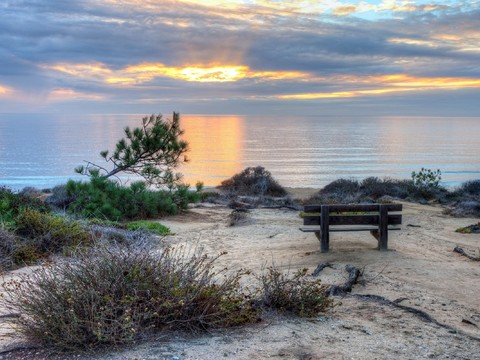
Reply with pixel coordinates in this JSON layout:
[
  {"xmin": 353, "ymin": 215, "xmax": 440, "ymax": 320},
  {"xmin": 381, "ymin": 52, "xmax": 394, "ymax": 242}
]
[{"xmin": 1, "ymin": 189, "xmax": 479, "ymax": 359}]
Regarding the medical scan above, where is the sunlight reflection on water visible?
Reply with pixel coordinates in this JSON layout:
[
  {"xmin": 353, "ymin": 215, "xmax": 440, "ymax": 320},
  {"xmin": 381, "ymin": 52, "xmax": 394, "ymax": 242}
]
[{"xmin": 0, "ymin": 113, "xmax": 479, "ymax": 190}]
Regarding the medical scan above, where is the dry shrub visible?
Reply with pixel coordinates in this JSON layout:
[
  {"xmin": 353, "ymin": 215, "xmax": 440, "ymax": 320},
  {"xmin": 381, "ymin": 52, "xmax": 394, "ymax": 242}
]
[
  {"xmin": 2, "ymin": 245, "xmax": 258, "ymax": 351},
  {"xmin": 258, "ymin": 265, "xmax": 334, "ymax": 317},
  {"xmin": 45, "ymin": 184, "xmax": 76, "ymax": 210},
  {"xmin": 218, "ymin": 166, "xmax": 287, "ymax": 197},
  {"xmin": 458, "ymin": 180, "xmax": 480, "ymax": 196},
  {"xmin": 305, "ymin": 177, "xmax": 452, "ymax": 205},
  {"xmin": 87, "ymin": 224, "xmax": 158, "ymax": 248},
  {"xmin": 228, "ymin": 209, "xmax": 250, "ymax": 226},
  {"xmin": 0, "ymin": 229, "xmax": 17, "ymax": 271},
  {"xmin": 447, "ymin": 201, "xmax": 480, "ymax": 217}
]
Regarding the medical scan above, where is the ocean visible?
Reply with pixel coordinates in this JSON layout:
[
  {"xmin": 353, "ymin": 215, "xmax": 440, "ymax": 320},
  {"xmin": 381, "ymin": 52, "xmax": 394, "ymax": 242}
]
[{"xmin": 0, "ymin": 113, "xmax": 479, "ymax": 190}]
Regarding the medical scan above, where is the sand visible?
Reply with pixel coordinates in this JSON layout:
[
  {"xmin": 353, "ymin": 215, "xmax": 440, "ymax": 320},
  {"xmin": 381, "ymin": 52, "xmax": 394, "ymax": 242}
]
[{"xmin": 1, "ymin": 190, "xmax": 480, "ymax": 359}]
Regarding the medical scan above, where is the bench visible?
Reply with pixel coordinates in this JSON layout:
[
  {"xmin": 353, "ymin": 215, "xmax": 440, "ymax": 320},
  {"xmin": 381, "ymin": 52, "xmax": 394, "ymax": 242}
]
[{"xmin": 299, "ymin": 204, "xmax": 402, "ymax": 253}]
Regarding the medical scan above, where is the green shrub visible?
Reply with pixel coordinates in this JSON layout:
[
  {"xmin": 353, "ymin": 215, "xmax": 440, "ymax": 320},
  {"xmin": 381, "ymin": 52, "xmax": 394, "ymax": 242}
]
[
  {"xmin": 126, "ymin": 220, "xmax": 170, "ymax": 235},
  {"xmin": 218, "ymin": 166, "xmax": 287, "ymax": 197},
  {"xmin": 0, "ymin": 186, "xmax": 49, "ymax": 230},
  {"xmin": 66, "ymin": 178, "xmax": 176, "ymax": 221},
  {"xmin": 66, "ymin": 177, "xmax": 202, "ymax": 221},
  {"xmin": 2, "ymin": 245, "xmax": 257, "ymax": 351},
  {"xmin": 411, "ymin": 168, "xmax": 442, "ymax": 189},
  {"xmin": 15, "ymin": 208, "xmax": 91, "ymax": 257},
  {"xmin": 258, "ymin": 266, "xmax": 333, "ymax": 317}
]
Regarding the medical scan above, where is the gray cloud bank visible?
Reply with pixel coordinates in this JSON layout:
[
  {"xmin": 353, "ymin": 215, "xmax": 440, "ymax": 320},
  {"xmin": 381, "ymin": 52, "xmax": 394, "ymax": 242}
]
[{"xmin": 0, "ymin": 0, "xmax": 479, "ymax": 115}]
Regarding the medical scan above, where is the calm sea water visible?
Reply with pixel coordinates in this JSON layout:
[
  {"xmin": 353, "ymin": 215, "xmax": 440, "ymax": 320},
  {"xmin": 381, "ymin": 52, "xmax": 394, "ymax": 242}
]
[{"xmin": 0, "ymin": 113, "xmax": 479, "ymax": 190}]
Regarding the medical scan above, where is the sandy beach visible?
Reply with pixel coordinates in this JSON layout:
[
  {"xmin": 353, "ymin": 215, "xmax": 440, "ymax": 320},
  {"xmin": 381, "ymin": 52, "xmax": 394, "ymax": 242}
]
[{"xmin": 1, "ymin": 189, "xmax": 479, "ymax": 359}]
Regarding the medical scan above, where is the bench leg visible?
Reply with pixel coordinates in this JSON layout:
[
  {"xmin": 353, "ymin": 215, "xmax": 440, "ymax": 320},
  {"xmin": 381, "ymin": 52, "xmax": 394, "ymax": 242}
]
[
  {"xmin": 378, "ymin": 205, "xmax": 388, "ymax": 251},
  {"xmin": 314, "ymin": 231, "xmax": 329, "ymax": 253},
  {"xmin": 320, "ymin": 205, "xmax": 330, "ymax": 253}
]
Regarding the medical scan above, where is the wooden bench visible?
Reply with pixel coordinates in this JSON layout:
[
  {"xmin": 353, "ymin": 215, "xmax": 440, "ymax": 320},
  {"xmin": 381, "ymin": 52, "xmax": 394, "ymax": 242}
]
[{"xmin": 299, "ymin": 204, "xmax": 402, "ymax": 252}]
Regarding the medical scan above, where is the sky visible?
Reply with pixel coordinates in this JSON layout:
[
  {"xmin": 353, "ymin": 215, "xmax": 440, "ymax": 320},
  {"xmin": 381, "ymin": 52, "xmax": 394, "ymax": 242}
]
[{"xmin": 0, "ymin": 0, "xmax": 479, "ymax": 116}]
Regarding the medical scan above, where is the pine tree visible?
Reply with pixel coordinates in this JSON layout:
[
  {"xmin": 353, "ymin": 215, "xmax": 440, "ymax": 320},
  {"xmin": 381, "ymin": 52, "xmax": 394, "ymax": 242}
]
[{"xmin": 75, "ymin": 113, "xmax": 188, "ymax": 188}]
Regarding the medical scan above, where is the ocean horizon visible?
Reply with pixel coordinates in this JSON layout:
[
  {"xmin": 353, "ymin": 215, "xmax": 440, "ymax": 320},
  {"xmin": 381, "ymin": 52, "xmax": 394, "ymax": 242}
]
[{"xmin": 1, "ymin": 113, "xmax": 479, "ymax": 191}]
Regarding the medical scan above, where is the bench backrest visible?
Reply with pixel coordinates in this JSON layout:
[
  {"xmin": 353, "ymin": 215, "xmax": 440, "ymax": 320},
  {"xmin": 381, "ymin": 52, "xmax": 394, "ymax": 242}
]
[{"xmin": 303, "ymin": 204, "xmax": 402, "ymax": 226}]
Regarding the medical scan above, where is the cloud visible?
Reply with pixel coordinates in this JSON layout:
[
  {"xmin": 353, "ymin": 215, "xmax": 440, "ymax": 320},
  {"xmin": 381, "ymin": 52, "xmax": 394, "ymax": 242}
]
[
  {"xmin": 47, "ymin": 88, "xmax": 106, "ymax": 102},
  {"xmin": 276, "ymin": 74, "xmax": 480, "ymax": 99},
  {"xmin": 333, "ymin": 5, "xmax": 358, "ymax": 16},
  {"xmin": 0, "ymin": 0, "xmax": 479, "ymax": 114},
  {"xmin": 43, "ymin": 61, "xmax": 310, "ymax": 85}
]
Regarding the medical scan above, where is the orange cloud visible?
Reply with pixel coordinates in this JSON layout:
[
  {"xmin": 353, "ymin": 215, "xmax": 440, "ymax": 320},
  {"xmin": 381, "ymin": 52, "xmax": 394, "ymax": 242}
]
[
  {"xmin": 333, "ymin": 5, "xmax": 357, "ymax": 16},
  {"xmin": 277, "ymin": 74, "xmax": 480, "ymax": 99},
  {"xmin": 43, "ymin": 63, "xmax": 112, "ymax": 79}
]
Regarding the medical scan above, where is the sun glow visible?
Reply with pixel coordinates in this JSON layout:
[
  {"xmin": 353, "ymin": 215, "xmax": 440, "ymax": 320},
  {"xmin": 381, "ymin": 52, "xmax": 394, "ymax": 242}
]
[
  {"xmin": 0, "ymin": 85, "xmax": 13, "ymax": 96},
  {"xmin": 47, "ymin": 61, "xmax": 310, "ymax": 85},
  {"xmin": 120, "ymin": 64, "xmax": 250, "ymax": 83}
]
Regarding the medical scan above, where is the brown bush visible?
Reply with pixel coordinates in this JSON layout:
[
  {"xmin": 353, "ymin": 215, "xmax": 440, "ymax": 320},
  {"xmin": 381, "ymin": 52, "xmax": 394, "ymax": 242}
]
[
  {"xmin": 218, "ymin": 166, "xmax": 287, "ymax": 197},
  {"xmin": 2, "ymin": 245, "xmax": 258, "ymax": 351},
  {"xmin": 258, "ymin": 265, "xmax": 334, "ymax": 317}
]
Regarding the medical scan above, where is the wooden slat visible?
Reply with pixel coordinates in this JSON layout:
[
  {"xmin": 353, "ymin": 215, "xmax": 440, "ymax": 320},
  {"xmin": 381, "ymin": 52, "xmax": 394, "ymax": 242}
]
[
  {"xmin": 304, "ymin": 204, "xmax": 402, "ymax": 213},
  {"xmin": 300, "ymin": 227, "xmax": 401, "ymax": 232},
  {"xmin": 303, "ymin": 214, "xmax": 402, "ymax": 226}
]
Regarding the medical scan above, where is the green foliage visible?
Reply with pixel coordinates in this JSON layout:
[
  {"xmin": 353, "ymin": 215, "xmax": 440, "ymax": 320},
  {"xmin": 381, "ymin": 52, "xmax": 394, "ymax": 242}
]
[
  {"xmin": 75, "ymin": 113, "xmax": 189, "ymax": 188},
  {"xmin": 15, "ymin": 208, "xmax": 92, "ymax": 257},
  {"xmin": 0, "ymin": 186, "xmax": 49, "ymax": 230},
  {"xmin": 126, "ymin": 220, "xmax": 170, "ymax": 235},
  {"xmin": 2, "ymin": 245, "xmax": 257, "ymax": 351},
  {"xmin": 258, "ymin": 266, "xmax": 334, "ymax": 317},
  {"xmin": 411, "ymin": 168, "xmax": 442, "ymax": 189},
  {"xmin": 66, "ymin": 177, "xmax": 178, "ymax": 221},
  {"xmin": 218, "ymin": 166, "xmax": 287, "ymax": 197}
]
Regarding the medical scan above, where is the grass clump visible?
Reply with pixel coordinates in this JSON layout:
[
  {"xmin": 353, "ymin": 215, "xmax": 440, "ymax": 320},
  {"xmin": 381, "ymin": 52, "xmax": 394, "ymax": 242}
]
[
  {"xmin": 218, "ymin": 166, "xmax": 287, "ymax": 197},
  {"xmin": 126, "ymin": 220, "xmax": 170, "ymax": 235},
  {"xmin": 258, "ymin": 265, "xmax": 333, "ymax": 317},
  {"xmin": 2, "ymin": 245, "xmax": 258, "ymax": 351}
]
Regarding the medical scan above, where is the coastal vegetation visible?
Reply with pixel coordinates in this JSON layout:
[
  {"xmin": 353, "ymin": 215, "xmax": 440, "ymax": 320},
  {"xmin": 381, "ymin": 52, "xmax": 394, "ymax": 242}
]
[
  {"xmin": 75, "ymin": 113, "xmax": 188, "ymax": 189},
  {"xmin": 0, "ymin": 162, "xmax": 478, "ymax": 353},
  {"xmin": 217, "ymin": 166, "xmax": 287, "ymax": 197}
]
